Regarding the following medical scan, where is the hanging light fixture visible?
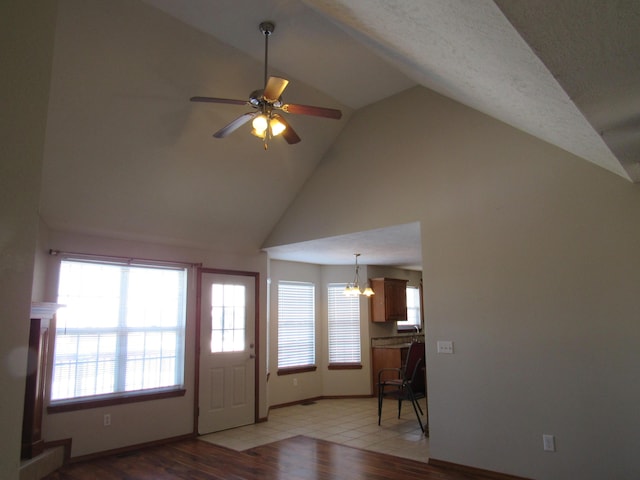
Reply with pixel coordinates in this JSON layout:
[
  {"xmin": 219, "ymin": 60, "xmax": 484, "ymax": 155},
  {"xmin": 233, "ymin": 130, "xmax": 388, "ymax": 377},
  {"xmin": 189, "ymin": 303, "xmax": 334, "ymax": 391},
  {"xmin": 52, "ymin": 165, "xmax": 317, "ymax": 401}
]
[
  {"xmin": 251, "ymin": 112, "xmax": 287, "ymax": 140},
  {"xmin": 345, "ymin": 254, "xmax": 375, "ymax": 297}
]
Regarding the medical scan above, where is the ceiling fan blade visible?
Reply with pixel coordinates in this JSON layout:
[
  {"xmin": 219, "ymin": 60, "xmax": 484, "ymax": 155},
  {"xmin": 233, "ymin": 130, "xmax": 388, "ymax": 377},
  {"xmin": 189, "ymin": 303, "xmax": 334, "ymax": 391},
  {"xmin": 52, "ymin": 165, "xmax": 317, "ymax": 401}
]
[
  {"xmin": 273, "ymin": 114, "xmax": 301, "ymax": 144},
  {"xmin": 213, "ymin": 112, "xmax": 257, "ymax": 138},
  {"xmin": 190, "ymin": 96, "xmax": 248, "ymax": 106},
  {"xmin": 281, "ymin": 103, "xmax": 342, "ymax": 120},
  {"xmin": 263, "ymin": 76, "xmax": 289, "ymax": 103}
]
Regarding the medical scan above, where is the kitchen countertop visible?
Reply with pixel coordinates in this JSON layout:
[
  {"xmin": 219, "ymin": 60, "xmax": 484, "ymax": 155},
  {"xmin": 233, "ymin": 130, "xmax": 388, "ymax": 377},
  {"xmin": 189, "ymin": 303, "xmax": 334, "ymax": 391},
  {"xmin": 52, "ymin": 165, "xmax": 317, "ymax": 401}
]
[
  {"xmin": 373, "ymin": 343, "xmax": 412, "ymax": 349},
  {"xmin": 371, "ymin": 335, "xmax": 424, "ymax": 348}
]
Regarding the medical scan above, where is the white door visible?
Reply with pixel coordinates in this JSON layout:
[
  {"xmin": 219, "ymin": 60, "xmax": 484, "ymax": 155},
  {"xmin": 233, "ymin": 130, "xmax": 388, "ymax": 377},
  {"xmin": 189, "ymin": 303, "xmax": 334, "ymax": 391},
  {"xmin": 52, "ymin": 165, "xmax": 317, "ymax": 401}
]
[{"xmin": 198, "ymin": 271, "xmax": 256, "ymax": 434}]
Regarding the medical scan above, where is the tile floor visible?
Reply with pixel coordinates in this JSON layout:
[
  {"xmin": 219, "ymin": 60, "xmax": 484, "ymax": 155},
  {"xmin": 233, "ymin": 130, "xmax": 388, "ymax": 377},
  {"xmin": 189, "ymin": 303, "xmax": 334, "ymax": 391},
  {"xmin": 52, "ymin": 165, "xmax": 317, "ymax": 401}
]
[{"xmin": 199, "ymin": 397, "xmax": 429, "ymax": 463}]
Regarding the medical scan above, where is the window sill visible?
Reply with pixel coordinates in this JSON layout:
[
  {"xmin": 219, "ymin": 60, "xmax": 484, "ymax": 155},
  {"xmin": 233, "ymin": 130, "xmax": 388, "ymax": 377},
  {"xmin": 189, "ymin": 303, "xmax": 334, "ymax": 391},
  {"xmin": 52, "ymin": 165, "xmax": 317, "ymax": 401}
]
[
  {"xmin": 277, "ymin": 365, "xmax": 317, "ymax": 376},
  {"xmin": 328, "ymin": 363, "xmax": 362, "ymax": 370},
  {"xmin": 47, "ymin": 387, "xmax": 186, "ymax": 414}
]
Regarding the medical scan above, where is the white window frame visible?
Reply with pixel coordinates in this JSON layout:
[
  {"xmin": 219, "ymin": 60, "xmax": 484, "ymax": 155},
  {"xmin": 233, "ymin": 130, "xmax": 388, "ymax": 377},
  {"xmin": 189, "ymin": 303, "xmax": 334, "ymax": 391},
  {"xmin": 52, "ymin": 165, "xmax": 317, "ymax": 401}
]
[
  {"xmin": 277, "ymin": 281, "xmax": 315, "ymax": 372},
  {"xmin": 50, "ymin": 257, "xmax": 188, "ymax": 409},
  {"xmin": 327, "ymin": 283, "xmax": 361, "ymax": 366}
]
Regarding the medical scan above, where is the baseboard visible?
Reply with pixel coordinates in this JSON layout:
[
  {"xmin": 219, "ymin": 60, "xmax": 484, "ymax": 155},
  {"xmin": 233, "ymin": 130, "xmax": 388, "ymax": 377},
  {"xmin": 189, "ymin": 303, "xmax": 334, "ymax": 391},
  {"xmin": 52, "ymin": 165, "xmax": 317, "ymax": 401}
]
[
  {"xmin": 269, "ymin": 394, "xmax": 373, "ymax": 411},
  {"xmin": 43, "ymin": 438, "xmax": 72, "ymax": 464},
  {"xmin": 269, "ymin": 396, "xmax": 323, "ymax": 410},
  {"xmin": 321, "ymin": 394, "xmax": 373, "ymax": 400},
  {"xmin": 428, "ymin": 458, "xmax": 532, "ymax": 480},
  {"xmin": 67, "ymin": 432, "xmax": 195, "ymax": 464},
  {"xmin": 19, "ymin": 445, "xmax": 67, "ymax": 480}
]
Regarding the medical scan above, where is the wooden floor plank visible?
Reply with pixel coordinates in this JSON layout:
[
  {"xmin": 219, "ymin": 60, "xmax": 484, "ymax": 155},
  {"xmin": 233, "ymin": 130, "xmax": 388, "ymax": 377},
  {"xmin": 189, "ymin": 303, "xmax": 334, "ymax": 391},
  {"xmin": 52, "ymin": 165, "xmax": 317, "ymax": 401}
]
[{"xmin": 44, "ymin": 436, "xmax": 494, "ymax": 480}]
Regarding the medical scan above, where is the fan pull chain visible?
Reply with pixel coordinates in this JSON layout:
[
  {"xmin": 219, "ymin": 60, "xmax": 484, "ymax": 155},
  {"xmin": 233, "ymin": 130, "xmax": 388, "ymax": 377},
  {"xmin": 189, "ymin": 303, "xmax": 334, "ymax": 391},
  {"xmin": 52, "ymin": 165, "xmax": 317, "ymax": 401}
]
[{"xmin": 263, "ymin": 124, "xmax": 271, "ymax": 150}]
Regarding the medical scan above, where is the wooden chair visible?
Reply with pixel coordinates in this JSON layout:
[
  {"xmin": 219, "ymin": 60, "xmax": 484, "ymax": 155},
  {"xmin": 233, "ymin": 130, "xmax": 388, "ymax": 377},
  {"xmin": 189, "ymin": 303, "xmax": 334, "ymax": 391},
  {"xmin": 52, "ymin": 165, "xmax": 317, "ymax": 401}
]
[{"xmin": 377, "ymin": 341, "xmax": 427, "ymax": 434}]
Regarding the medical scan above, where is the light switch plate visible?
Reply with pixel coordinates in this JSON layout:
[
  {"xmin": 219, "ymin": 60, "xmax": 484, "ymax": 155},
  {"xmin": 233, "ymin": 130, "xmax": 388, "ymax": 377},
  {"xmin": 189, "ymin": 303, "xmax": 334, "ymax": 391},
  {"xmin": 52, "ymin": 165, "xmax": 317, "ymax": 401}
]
[{"xmin": 437, "ymin": 340, "xmax": 454, "ymax": 354}]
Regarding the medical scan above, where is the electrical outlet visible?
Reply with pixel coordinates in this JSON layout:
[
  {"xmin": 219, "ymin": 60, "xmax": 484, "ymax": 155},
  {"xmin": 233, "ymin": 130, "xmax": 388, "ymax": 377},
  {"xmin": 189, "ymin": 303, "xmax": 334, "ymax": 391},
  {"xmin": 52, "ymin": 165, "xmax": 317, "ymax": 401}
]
[
  {"xmin": 437, "ymin": 340, "xmax": 454, "ymax": 354},
  {"xmin": 103, "ymin": 414, "xmax": 111, "ymax": 427},
  {"xmin": 543, "ymin": 434, "xmax": 555, "ymax": 452},
  {"xmin": 293, "ymin": 378, "xmax": 298, "ymax": 386}
]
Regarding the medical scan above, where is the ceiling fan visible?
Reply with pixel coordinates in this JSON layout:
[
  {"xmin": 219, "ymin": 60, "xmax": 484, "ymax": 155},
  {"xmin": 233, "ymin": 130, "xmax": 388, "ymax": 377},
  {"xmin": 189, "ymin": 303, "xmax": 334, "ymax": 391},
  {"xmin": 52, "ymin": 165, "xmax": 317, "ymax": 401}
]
[{"xmin": 190, "ymin": 21, "xmax": 342, "ymax": 149}]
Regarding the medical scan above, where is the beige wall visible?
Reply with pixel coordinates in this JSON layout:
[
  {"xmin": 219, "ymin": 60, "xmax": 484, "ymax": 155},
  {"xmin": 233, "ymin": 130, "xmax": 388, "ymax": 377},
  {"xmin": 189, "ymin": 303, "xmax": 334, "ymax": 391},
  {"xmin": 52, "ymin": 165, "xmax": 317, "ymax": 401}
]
[
  {"xmin": 265, "ymin": 86, "xmax": 640, "ymax": 479},
  {"xmin": 0, "ymin": 1, "xmax": 57, "ymax": 477}
]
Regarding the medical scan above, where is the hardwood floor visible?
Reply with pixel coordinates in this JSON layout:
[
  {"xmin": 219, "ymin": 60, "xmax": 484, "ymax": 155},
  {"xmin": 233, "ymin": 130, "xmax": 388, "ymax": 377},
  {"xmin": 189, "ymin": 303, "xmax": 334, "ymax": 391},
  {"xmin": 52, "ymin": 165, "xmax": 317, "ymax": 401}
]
[{"xmin": 44, "ymin": 436, "xmax": 497, "ymax": 479}]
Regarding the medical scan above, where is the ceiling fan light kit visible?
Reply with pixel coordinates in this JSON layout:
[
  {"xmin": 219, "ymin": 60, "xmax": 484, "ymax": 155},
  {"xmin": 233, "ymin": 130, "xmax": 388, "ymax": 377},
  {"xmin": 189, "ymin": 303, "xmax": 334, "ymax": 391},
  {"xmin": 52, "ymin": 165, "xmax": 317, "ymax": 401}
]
[{"xmin": 190, "ymin": 21, "xmax": 342, "ymax": 149}]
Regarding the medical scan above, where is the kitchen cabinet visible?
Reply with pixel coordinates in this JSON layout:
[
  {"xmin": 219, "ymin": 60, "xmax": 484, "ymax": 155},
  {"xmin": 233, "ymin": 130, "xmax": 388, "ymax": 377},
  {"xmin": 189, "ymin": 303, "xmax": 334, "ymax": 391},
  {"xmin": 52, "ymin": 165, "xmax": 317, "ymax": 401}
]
[{"xmin": 369, "ymin": 278, "xmax": 407, "ymax": 322}]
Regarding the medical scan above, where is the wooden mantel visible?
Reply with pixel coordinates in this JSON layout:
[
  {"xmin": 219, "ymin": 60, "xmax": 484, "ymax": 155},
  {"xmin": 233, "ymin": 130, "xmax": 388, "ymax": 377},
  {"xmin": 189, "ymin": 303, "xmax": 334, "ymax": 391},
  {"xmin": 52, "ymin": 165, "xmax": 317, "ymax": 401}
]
[
  {"xmin": 22, "ymin": 302, "xmax": 63, "ymax": 459},
  {"xmin": 30, "ymin": 302, "xmax": 64, "ymax": 321}
]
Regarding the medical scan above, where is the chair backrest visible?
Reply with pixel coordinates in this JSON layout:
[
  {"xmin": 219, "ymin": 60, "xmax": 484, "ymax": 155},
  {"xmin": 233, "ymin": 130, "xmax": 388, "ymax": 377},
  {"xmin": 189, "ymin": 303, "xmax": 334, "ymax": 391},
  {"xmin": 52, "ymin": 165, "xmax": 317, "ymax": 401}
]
[{"xmin": 404, "ymin": 341, "xmax": 426, "ymax": 394}]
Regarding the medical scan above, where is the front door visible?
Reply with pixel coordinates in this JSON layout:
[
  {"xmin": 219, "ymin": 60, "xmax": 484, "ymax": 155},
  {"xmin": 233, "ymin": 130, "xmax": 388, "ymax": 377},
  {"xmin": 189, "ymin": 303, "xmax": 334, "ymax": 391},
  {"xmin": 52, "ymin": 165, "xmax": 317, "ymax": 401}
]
[{"xmin": 198, "ymin": 270, "xmax": 256, "ymax": 434}]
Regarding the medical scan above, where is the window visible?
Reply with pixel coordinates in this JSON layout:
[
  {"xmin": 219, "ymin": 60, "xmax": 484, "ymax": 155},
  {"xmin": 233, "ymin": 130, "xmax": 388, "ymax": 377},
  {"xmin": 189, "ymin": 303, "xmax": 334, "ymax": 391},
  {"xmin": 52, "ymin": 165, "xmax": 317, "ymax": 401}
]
[
  {"xmin": 210, "ymin": 283, "xmax": 245, "ymax": 353},
  {"xmin": 50, "ymin": 258, "xmax": 187, "ymax": 405},
  {"xmin": 327, "ymin": 283, "xmax": 361, "ymax": 366},
  {"xmin": 397, "ymin": 286, "xmax": 421, "ymax": 331},
  {"xmin": 277, "ymin": 281, "xmax": 315, "ymax": 371}
]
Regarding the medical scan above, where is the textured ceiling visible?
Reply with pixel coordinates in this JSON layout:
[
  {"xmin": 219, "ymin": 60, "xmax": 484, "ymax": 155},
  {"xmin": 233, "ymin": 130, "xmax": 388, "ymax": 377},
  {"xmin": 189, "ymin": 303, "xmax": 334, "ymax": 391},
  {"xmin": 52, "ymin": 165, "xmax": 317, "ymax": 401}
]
[
  {"xmin": 40, "ymin": 0, "xmax": 639, "ymax": 269},
  {"xmin": 494, "ymin": 0, "xmax": 640, "ymax": 180},
  {"xmin": 144, "ymin": 0, "xmax": 638, "ymax": 182}
]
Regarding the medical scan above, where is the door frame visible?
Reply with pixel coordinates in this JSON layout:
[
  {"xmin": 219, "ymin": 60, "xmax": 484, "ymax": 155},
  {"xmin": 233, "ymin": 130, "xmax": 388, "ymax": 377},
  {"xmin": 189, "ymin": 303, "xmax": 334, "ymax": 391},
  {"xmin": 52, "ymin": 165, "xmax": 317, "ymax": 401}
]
[{"xmin": 193, "ymin": 267, "xmax": 260, "ymax": 434}]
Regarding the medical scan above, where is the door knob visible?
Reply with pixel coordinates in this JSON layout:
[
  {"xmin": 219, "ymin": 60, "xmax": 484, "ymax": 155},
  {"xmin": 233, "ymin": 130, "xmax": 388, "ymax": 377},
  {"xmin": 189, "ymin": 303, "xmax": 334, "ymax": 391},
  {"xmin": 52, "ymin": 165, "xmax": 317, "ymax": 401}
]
[{"xmin": 249, "ymin": 354, "xmax": 256, "ymax": 359}]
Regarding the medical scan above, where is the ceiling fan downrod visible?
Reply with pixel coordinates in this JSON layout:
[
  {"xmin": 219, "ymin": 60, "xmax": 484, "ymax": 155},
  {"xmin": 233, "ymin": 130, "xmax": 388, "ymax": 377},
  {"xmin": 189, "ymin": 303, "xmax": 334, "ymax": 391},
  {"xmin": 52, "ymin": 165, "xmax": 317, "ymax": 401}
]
[{"xmin": 259, "ymin": 22, "xmax": 275, "ymax": 90}]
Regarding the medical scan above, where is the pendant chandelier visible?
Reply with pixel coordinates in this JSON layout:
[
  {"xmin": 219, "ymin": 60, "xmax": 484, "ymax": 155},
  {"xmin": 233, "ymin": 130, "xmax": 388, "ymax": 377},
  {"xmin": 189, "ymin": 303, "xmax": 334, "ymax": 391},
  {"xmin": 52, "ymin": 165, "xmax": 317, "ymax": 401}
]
[{"xmin": 345, "ymin": 254, "xmax": 375, "ymax": 297}]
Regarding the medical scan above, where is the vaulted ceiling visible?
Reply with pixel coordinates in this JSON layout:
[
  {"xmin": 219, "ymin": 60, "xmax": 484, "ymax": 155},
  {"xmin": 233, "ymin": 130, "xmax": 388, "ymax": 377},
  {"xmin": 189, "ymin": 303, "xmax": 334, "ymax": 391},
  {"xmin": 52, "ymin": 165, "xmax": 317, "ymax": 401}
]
[{"xmin": 40, "ymin": 0, "xmax": 639, "ymax": 267}]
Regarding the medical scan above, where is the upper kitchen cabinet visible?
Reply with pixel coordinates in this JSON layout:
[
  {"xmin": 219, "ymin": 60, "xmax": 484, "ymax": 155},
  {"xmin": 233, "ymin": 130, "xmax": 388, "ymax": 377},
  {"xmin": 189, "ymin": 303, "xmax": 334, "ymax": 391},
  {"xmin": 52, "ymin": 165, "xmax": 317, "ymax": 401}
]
[{"xmin": 370, "ymin": 278, "xmax": 408, "ymax": 322}]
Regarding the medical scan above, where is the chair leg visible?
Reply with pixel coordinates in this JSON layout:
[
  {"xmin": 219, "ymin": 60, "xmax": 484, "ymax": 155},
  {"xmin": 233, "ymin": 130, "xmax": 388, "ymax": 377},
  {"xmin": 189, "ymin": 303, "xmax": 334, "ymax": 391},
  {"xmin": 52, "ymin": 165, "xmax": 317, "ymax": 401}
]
[
  {"xmin": 408, "ymin": 390, "xmax": 424, "ymax": 433},
  {"xmin": 377, "ymin": 386, "xmax": 383, "ymax": 426}
]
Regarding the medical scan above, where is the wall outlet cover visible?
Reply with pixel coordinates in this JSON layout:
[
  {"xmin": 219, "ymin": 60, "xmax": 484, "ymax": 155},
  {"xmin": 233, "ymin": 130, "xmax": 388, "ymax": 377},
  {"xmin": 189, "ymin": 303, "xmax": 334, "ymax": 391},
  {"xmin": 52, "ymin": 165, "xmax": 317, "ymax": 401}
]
[{"xmin": 437, "ymin": 340, "xmax": 454, "ymax": 354}]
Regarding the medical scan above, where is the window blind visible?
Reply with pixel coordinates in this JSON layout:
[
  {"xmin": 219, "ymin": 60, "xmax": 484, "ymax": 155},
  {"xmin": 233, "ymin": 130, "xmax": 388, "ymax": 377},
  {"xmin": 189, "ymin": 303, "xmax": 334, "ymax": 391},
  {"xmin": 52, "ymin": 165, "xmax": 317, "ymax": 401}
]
[
  {"xmin": 328, "ymin": 283, "xmax": 361, "ymax": 364},
  {"xmin": 51, "ymin": 259, "xmax": 187, "ymax": 402},
  {"xmin": 277, "ymin": 281, "xmax": 315, "ymax": 368}
]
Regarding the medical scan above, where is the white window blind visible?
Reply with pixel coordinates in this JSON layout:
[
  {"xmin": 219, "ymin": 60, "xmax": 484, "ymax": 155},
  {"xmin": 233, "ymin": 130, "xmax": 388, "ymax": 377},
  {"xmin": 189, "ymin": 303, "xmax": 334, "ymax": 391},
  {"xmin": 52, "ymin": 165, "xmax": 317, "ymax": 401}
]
[
  {"xmin": 398, "ymin": 286, "xmax": 421, "ymax": 330},
  {"xmin": 277, "ymin": 281, "xmax": 315, "ymax": 369},
  {"xmin": 51, "ymin": 258, "xmax": 187, "ymax": 402},
  {"xmin": 328, "ymin": 283, "xmax": 361, "ymax": 364}
]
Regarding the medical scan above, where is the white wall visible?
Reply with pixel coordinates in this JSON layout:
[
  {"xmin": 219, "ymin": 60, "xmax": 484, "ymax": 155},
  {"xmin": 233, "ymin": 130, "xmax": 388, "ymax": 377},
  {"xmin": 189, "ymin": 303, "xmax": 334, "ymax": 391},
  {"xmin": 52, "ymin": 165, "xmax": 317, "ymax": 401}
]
[
  {"xmin": 42, "ymin": 229, "xmax": 269, "ymax": 457},
  {"xmin": 264, "ymin": 86, "xmax": 640, "ymax": 479},
  {"xmin": 0, "ymin": 1, "xmax": 57, "ymax": 477}
]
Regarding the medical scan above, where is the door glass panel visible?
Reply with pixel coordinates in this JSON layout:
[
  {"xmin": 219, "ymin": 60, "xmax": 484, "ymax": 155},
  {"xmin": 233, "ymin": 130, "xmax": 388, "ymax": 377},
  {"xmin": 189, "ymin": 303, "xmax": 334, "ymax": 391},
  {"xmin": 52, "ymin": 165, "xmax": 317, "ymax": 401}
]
[{"xmin": 210, "ymin": 284, "xmax": 246, "ymax": 353}]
